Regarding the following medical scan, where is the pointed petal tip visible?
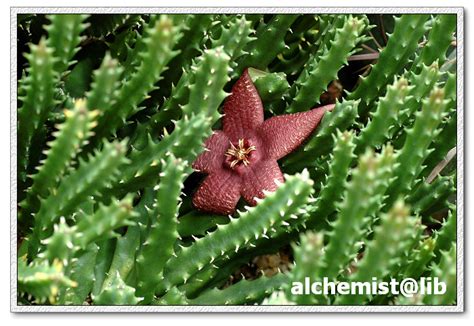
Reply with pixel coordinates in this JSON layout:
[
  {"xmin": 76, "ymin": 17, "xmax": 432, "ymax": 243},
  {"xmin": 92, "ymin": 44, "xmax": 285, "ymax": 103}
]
[
  {"xmin": 192, "ymin": 171, "xmax": 242, "ymax": 215},
  {"xmin": 222, "ymin": 69, "xmax": 265, "ymax": 139}
]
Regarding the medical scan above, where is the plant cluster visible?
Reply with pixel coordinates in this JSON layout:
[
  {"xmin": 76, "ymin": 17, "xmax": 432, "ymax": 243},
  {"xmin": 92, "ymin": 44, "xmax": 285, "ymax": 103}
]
[{"xmin": 17, "ymin": 13, "xmax": 457, "ymax": 306}]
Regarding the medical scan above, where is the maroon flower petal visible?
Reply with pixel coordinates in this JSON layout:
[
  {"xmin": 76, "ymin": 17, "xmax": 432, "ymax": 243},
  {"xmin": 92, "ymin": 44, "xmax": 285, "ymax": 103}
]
[
  {"xmin": 257, "ymin": 104, "xmax": 334, "ymax": 160},
  {"xmin": 192, "ymin": 131, "xmax": 229, "ymax": 173},
  {"xmin": 241, "ymin": 160, "xmax": 284, "ymax": 206},
  {"xmin": 222, "ymin": 69, "xmax": 264, "ymax": 140},
  {"xmin": 192, "ymin": 170, "xmax": 242, "ymax": 215}
]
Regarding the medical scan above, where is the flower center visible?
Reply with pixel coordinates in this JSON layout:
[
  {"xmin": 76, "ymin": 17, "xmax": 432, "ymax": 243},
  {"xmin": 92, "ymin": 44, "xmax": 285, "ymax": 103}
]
[{"xmin": 225, "ymin": 138, "xmax": 256, "ymax": 169}]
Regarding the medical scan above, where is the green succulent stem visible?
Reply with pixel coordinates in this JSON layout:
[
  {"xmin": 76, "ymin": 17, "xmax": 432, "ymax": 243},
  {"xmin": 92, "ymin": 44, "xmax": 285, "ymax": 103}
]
[
  {"xmin": 189, "ymin": 274, "xmax": 288, "ymax": 305},
  {"xmin": 306, "ymin": 130, "xmax": 356, "ymax": 231},
  {"xmin": 45, "ymin": 14, "xmax": 89, "ymax": 74},
  {"xmin": 136, "ymin": 156, "xmax": 190, "ymax": 302},
  {"xmin": 160, "ymin": 171, "xmax": 314, "ymax": 293},
  {"xmin": 384, "ymin": 87, "xmax": 449, "ymax": 209},
  {"xmin": 237, "ymin": 15, "xmax": 298, "ymax": 73},
  {"xmin": 335, "ymin": 200, "xmax": 419, "ymax": 305},
  {"xmin": 288, "ymin": 16, "xmax": 365, "ymax": 113},
  {"xmin": 313, "ymin": 146, "xmax": 395, "ymax": 303},
  {"xmin": 415, "ymin": 14, "xmax": 456, "ymax": 69},
  {"xmin": 93, "ymin": 15, "xmax": 182, "ymax": 142},
  {"xmin": 18, "ymin": 38, "xmax": 58, "ymax": 189},
  {"xmin": 20, "ymin": 99, "xmax": 97, "ymax": 222},
  {"xmin": 16, "ymin": 13, "xmax": 458, "ymax": 307},
  {"xmin": 349, "ymin": 14, "xmax": 429, "ymax": 116},
  {"xmin": 27, "ymin": 140, "xmax": 128, "ymax": 260},
  {"xmin": 356, "ymin": 77, "xmax": 410, "ymax": 154}
]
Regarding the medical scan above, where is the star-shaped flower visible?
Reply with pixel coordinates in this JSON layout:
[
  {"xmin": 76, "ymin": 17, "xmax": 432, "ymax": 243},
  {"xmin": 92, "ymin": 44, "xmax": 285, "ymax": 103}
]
[{"xmin": 192, "ymin": 69, "xmax": 334, "ymax": 215}]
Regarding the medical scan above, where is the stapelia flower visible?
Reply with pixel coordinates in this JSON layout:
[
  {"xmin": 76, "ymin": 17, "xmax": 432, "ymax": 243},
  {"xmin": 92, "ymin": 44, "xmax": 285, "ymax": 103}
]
[{"xmin": 192, "ymin": 69, "xmax": 334, "ymax": 215}]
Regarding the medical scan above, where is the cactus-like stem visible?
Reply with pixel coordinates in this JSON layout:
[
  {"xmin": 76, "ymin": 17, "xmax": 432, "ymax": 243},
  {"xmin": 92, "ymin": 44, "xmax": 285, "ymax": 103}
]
[
  {"xmin": 237, "ymin": 15, "xmax": 298, "ymax": 73},
  {"xmin": 18, "ymin": 258, "xmax": 77, "ymax": 304},
  {"xmin": 384, "ymin": 87, "xmax": 448, "ymax": 209},
  {"xmin": 118, "ymin": 114, "xmax": 212, "ymax": 196},
  {"xmin": 188, "ymin": 274, "xmax": 288, "ymax": 305},
  {"xmin": 86, "ymin": 54, "xmax": 123, "ymax": 116},
  {"xmin": 423, "ymin": 246, "xmax": 457, "ymax": 305},
  {"xmin": 356, "ymin": 77, "xmax": 410, "ymax": 154},
  {"xmin": 306, "ymin": 130, "xmax": 356, "ymax": 230},
  {"xmin": 155, "ymin": 287, "xmax": 188, "ymax": 305},
  {"xmin": 38, "ymin": 195, "xmax": 135, "ymax": 269},
  {"xmin": 432, "ymin": 205, "xmax": 457, "ymax": 262},
  {"xmin": 162, "ymin": 15, "xmax": 214, "ymax": 85},
  {"xmin": 422, "ymin": 78, "xmax": 456, "ymax": 176},
  {"xmin": 443, "ymin": 72, "xmax": 457, "ymax": 111},
  {"xmin": 116, "ymin": 49, "xmax": 230, "ymax": 194},
  {"xmin": 210, "ymin": 15, "xmax": 255, "ymax": 66},
  {"xmin": 20, "ymin": 99, "xmax": 97, "ymax": 222},
  {"xmin": 314, "ymin": 15, "xmax": 347, "ymax": 59},
  {"xmin": 45, "ymin": 14, "xmax": 89, "ymax": 74},
  {"xmin": 287, "ymin": 16, "xmax": 365, "ymax": 113},
  {"xmin": 177, "ymin": 212, "xmax": 230, "ymax": 238},
  {"xmin": 100, "ymin": 188, "xmax": 155, "ymax": 292},
  {"xmin": 115, "ymin": 15, "xmax": 155, "ymax": 78},
  {"xmin": 313, "ymin": 146, "xmax": 395, "ymax": 303},
  {"xmin": 408, "ymin": 175, "xmax": 455, "ymax": 215},
  {"xmin": 250, "ymin": 69, "xmax": 290, "ymax": 105},
  {"xmin": 415, "ymin": 14, "xmax": 456, "ymax": 69},
  {"xmin": 272, "ymin": 15, "xmax": 329, "ymax": 79},
  {"xmin": 136, "ymin": 156, "xmax": 190, "ymax": 302},
  {"xmin": 61, "ymin": 243, "xmax": 99, "ymax": 304},
  {"xmin": 18, "ymin": 38, "xmax": 58, "ymax": 189},
  {"xmin": 85, "ymin": 14, "xmax": 131, "ymax": 37},
  {"xmin": 349, "ymin": 14, "xmax": 429, "ymax": 116},
  {"xmin": 27, "ymin": 140, "xmax": 129, "ymax": 259},
  {"xmin": 181, "ymin": 48, "xmax": 230, "ymax": 123},
  {"xmin": 92, "ymin": 240, "xmax": 116, "ymax": 297},
  {"xmin": 393, "ymin": 62, "xmax": 441, "ymax": 136},
  {"xmin": 287, "ymin": 232, "xmax": 325, "ymax": 304},
  {"xmin": 93, "ymin": 272, "xmax": 141, "ymax": 305},
  {"xmin": 335, "ymin": 200, "xmax": 419, "ymax": 305},
  {"xmin": 142, "ymin": 41, "xmax": 235, "ymax": 136},
  {"xmin": 400, "ymin": 238, "xmax": 436, "ymax": 279},
  {"xmin": 160, "ymin": 171, "xmax": 314, "ymax": 292},
  {"xmin": 176, "ymin": 263, "xmax": 221, "ymax": 299},
  {"xmin": 93, "ymin": 15, "xmax": 181, "ymax": 142},
  {"xmin": 37, "ymin": 217, "xmax": 76, "ymax": 266},
  {"xmin": 75, "ymin": 195, "xmax": 137, "ymax": 248}
]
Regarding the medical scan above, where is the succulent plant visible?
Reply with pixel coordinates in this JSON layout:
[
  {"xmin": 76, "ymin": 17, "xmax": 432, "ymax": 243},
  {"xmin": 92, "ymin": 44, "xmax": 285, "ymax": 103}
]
[{"xmin": 16, "ymin": 13, "xmax": 457, "ymax": 306}]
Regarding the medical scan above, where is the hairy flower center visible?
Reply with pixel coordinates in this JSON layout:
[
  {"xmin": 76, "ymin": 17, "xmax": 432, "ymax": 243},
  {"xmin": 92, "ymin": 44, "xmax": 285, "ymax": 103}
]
[{"xmin": 225, "ymin": 139, "xmax": 256, "ymax": 169}]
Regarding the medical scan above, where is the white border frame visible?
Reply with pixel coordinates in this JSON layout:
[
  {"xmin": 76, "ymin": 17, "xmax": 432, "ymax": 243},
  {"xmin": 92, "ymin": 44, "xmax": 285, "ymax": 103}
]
[{"xmin": 10, "ymin": 6, "xmax": 464, "ymax": 313}]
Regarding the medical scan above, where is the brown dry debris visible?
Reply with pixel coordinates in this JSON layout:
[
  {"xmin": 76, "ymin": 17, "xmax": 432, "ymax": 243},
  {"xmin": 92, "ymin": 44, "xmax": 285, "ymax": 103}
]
[{"xmin": 221, "ymin": 246, "xmax": 293, "ymax": 289}]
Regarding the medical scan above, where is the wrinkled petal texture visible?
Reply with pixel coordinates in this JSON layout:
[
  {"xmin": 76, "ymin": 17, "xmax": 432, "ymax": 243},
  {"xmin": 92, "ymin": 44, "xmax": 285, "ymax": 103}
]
[
  {"xmin": 222, "ymin": 69, "xmax": 264, "ymax": 140},
  {"xmin": 241, "ymin": 160, "xmax": 284, "ymax": 206},
  {"xmin": 192, "ymin": 68, "xmax": 333, "ymax": 215},
  {"xmin": 258, "ymin": 104, "xmax": 334, "ymax": 160},
  {"xmin": 192, "ymin": 131, "xmax": 229, "ymax": 173},
  {"xmin": 192, "ymin": 170, "xmax": 242, "ymax": 215}
]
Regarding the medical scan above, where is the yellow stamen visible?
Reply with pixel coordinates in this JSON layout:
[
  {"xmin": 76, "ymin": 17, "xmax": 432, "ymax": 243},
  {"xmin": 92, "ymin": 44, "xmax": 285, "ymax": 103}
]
[{"xmin": 225, "ymin": 138, "xmax": 256, "ymax": 169}]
